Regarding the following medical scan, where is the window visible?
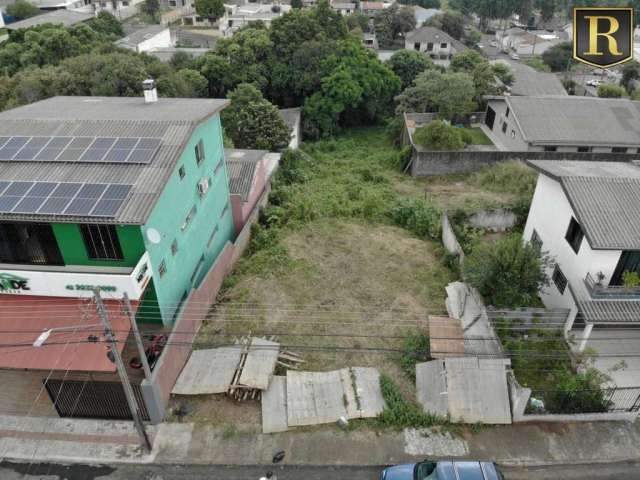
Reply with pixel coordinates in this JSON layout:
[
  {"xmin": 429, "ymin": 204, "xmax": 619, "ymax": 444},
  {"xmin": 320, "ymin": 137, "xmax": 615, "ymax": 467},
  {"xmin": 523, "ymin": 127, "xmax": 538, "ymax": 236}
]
[
  {"xmin": 207, "ymin": 225, "xmax": 219, "ymax": 249},
  {"xmin": 190, "ymin": 254, "xmax": 205, "ymax": 284},
  {"xmin": 179, "ymin": 165, "xmax": 186, "ymax": 180},
  {"xmin": 0, "ymin": 223, "xmax": 63, "ymax": 265},
  {"xmin": 552, "ymin": 264, "xmax": 567, "ymax": 294},
  {"xmin": 171, "ymin": 239, "xmax": 178, "ymax": 256},
  {"xmin": 80, "ymin": 224, "xmax": 123, "ymax": 261},
  {"xmin": 214, "ymin": 158, "xmax": 223, "ymax": 176},
  {"xmin": 501, "ymin": 121, "xmax": 507, "ymax": 133},
  {"xmin": 415, "ymin": 42, "xmax": 422, "ymax": 50},
  {"xmin": 531, "ymin": 229, "xmax": 542, "ymax": 250},
  {"xmin": 543, "ymin": 146, "xmax": 557, "ymax": 152},
  {"xmin": 565, "ymin": 217, "xmax": 584, "ymax": 254},
  {"xmin": 511, "ymin": 129, "xmax": 516, "ymax": 138},
  {"xmin": 158, "ymin": 260, "xmax": 167, "ymax": 278},
  {"xmin": 220, "ymin": 201, "xmax": 229, "ymax": 219},
  {"xmin": 169, "ymin": 0, "xmax": 176, "ymax": 5},
  {"xmin": 505, "ymin": 107, "xmax": 510, "ymax": 118},
  {"xmin": 181, "ymin": 205, "xmax": 197, "ymax": 231},
  {"xmin": 195, "ymin": 139, "xmax": 205, "ymax": 166},
  {"xmin": 425, "ymin": 42, "xmax": 433, "ymax": 51},
  {"xmin": 612, "ymin": 147, "xmax": 628, "ymax": 153},
  {"xmin": 577, "ymin": 146, "xmax": 591, "ymax": 153},
  {"xmin": 440, "ymin": 42, "xmax": 447, "ymax": 48}
]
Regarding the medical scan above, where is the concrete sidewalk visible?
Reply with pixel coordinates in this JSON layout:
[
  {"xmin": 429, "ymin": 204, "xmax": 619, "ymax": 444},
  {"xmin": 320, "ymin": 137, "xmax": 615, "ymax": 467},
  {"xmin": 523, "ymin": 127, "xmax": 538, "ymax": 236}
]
[{"xmin": 0, "ymin": 415, "xmax": 639, "ymax": 467}]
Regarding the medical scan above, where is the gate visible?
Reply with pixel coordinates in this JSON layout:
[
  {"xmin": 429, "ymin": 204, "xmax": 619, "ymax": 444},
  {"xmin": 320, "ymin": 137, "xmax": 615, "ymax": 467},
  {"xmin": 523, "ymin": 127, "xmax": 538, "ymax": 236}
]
[{"xmin": 44, "ymin": 379, "xmax": 150, "ymax": 421}]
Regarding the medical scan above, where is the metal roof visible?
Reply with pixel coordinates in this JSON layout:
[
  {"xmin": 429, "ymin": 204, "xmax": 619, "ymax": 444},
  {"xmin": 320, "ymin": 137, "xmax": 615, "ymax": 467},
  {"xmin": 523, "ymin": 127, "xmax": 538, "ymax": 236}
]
[
  {"xmin": 6, "ymin": 9, "xmax": 93, "ymax": 30},
  {"xmin": 529, "ymin": 161, "xmax": 640, "ymax": 250},
  {"xmin": 506, "ymin": 62, "xmax": 567, "ymax": 96},
  {"xmin": 116, "ymin": 25, "xmax": 168, "ymax": 48},
  {"xmin": 0, "ymin": 96, "xmax": 229, "ymax": 225},
  {"xmin": 225, "ymin": 149, "xmax": 265, "ymax": 201},
  {"xmin": 501, "ymin": 95, "xmax": 640, "ymax": 146},
  {"xmin": 578, "ymin": 299, "xmax": 640, "ymax": 324}
]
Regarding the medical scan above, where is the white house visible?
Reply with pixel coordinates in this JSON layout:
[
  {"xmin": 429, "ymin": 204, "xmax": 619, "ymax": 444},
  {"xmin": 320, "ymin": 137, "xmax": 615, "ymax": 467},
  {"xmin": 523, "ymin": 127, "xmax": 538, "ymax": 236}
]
[
  {"xmin": 495, "ymin": 28, "xmax": 561, "ymax": 56},
  {"xmin": 116, "ymin": 25, "xmax": 173, "ymax": 53},
  {"xmin": 330, "ymin": 1, "xmax": 355, "ymax": 16},
  {"xmin": 523, "ymin": 160, "xmax": 640, "ymax": 365},
  {"xmin": 218, "ymin": 3, "xmax": 290, "ymax": 37},
  {"xmin": 404, "ymin": 26, "xmax": 467, "ymax": 63},
  {"xmin": 484, "ymin": 96, "xmax": 640, "ymax": 153}
]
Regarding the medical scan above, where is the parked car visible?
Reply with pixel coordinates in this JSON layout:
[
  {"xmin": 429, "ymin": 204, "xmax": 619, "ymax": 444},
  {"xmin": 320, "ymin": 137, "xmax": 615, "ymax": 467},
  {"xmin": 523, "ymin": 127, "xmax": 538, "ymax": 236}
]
[
  {"xmin": 586, "ymin": 79, "xmax": 603, "ymax": 87},
  {"xmin": 509, "ymin": 52, "xmax": 520, "ymax": 60},
  {"xmin": 489, "ymin": 40, "xmax": 498, "ymax": 47},
  {"xmin": 380, "ymin": 460, "xmax": 504, "ymax": 480}
]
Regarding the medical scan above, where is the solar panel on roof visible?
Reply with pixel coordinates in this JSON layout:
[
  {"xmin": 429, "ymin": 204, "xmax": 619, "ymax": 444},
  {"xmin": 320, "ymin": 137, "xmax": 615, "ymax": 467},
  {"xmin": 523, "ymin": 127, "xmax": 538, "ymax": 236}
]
[
  {"xmin": 0, "ymin": 138, "xmax": 10, "ymax": 149},
  {"xmin": 5, "ymin": 137, "xmax": 29, "ymax": 148},
  {"xmin": 0, "ymin": 196, "xmax": 21, "ymax": 212},
  {"xmin": 28, "ymin": 182, "xmax": 57, "ymax": 197},
  {"xmin": 57, "ymin": 148, "xmax": 87, "ymax": 162},
  {"xmin": 77, "ymin": 183, "xmax": 106, "ymax": 199},
  {"xmin": 103, "ymin": 184, "xmax": 132, "ymax": 199},
  {"xmin": 113, "ymin": 138, "xmax": 138, "ymax": 149},
  {"xmin": 64, "ymin": 198, "xmax": 98, "ymax": 216},
  {"xmin": 103, "ymin": 149, "xmax": 131, "ymax": 163},
  {"xmin": 137, "ymin": 138, "xmax": 161, "ymax": 150},
  {"xmin": 127, "ymin": 149, "xmax": 155, "ymax": 163},
  {"xmin": 0, "ymin": 148, "xmax": 19, "ymax": 160},
  {"xmin": 35, "ymin": 147, "xmax": 63, "ymax": 161},
  {"xmin": 91, "ymin": 138, "xmax": 116, "ymax": 149},
  {"xmin": 79, "ymin": 148, "xmax": 108, "ymax": 162},
  {"xmin": 14, "ymin": 148, "xmax": 43, "ymax": 160},
  {"xmin": 5, "ymin": 182, "xmax": 34, "ymax": 196},
  {"xmin": 25, "ymin": 137, "xmax": 51, "ymax": 148},
  {"xmin": 51, "ymin": 182, "xmax": 82, "ymax": 198},
  {"xmin": 68, "ymin": 137, "xmax": 93, "ymax": 149},
  {"xmin": 13, "ymin": 196, "xmax": 46, "ymax": 214},
  {"xmin": 91, "ymin": 198, "xmax": 123, "ymax": 217},
  {"xmin": 0, "ymin": 182, "xmax": 10, "ymax": 195},
  {"xmin": 38, "ymin": 196, "xmax": 72, "ymax": 215},
  {"xmin": 47, "ymin": 137, "xmax": 73, "ymax": 149}
]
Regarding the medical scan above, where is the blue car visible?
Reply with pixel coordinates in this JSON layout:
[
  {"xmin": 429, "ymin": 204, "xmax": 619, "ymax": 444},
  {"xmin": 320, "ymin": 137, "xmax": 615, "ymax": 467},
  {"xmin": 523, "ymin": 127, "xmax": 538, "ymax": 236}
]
[{"xmin": 380, "ymin": 460, "xmax": 504, "ymax": 480}]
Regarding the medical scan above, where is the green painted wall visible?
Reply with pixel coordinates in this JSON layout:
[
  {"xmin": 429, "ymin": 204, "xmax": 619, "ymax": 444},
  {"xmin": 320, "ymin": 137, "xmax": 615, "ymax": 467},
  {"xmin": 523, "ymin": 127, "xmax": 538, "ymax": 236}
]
[
  {"xmin": 51, "ymin": 224, "xmax": 146, "ymax": 268},
  {"xmin": 137, "ymin": 278, "xmax": 163, "ymax": 325},
  {"xmin": 141, "ymin": 114, "xmax": 235, "ymax": 325}
]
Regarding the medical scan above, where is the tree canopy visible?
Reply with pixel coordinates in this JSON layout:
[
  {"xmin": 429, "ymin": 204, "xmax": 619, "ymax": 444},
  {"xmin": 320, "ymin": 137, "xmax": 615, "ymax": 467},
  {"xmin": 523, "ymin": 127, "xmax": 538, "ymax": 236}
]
[
  {"xmin": 413, "ymin": 120, "xmax": 465, "ymax": 150},
  {"xmin": 194, "ymin": 0, "xmax": 225, "ymax": 22},
  {"xmin": 386, "ymin": 50, "xmax": 434, "ymax": 90},
  {"xmin": 541, "ymin": 42, "xmax": 572, "ymax": 72},
  {"xmin": 597, "ymin": 83, "xmax": 626, "ymax": 98},
  {"xmin": 6, "ymin": 0, "xmax": 40, "ymax": 20},
  {"xmin": 222, "ymin": 83, "xmax": 291, "ymax": 151},
  {"xmin": 374, "ymin": 4, "xmax": 416, "ymax": 49}
]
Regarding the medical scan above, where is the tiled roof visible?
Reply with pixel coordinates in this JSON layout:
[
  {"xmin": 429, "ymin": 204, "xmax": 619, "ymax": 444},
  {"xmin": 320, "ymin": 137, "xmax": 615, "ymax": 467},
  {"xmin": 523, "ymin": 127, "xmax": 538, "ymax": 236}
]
[
  {"xmin": 225, "ymin": 149, "xmax": 265, "ymax": 201},
  {"xmin": 503, "ymin": 95, "xmax": 640, "ymax": 146},
  {"xmin": 529, "ymin": 161, "xmax": 640, "ymax": 250},
  {"xmin": 6, "ymin": 9, "xmax": 93, "ymax": 30},
  {"xmin": 0, "ymin": 96, "xmax": 228, "ymax": 225}
]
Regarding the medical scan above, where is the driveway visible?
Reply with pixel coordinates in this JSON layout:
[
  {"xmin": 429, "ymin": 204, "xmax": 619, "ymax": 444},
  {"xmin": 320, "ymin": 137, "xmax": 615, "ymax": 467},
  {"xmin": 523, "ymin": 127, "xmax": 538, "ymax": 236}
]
[{"xmin": 587, "ymin": 329, "xmax": 640, "ymax": 390}]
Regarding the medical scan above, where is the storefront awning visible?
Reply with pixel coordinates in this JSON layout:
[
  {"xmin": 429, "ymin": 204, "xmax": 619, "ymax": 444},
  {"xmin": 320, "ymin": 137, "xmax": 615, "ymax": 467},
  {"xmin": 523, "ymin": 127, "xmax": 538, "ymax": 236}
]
[{"xmin": 0, "ymin": 295, "xmax": 135, "ymax": 372}]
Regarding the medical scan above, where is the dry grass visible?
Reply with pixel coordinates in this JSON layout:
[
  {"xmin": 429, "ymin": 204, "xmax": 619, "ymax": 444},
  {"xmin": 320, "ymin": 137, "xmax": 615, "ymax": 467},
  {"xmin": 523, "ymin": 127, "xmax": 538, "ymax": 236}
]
[{"xmin": 177, "ymin": 219, "xmax": 454, "ymax": 426}]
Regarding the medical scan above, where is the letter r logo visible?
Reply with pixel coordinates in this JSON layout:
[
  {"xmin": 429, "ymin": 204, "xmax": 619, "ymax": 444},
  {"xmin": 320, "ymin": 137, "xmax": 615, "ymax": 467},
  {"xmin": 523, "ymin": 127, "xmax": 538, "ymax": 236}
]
[{"xmin": 574, "ymin": 7, "xmax": 633, "ymax": 68}]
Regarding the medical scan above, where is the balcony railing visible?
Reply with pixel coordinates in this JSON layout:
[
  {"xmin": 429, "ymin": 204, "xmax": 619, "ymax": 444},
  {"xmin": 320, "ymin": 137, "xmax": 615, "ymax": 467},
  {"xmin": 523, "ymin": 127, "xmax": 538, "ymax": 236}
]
[{"xmin": 584, "ymin": 273, "xmax": 640, "ymax": 299}]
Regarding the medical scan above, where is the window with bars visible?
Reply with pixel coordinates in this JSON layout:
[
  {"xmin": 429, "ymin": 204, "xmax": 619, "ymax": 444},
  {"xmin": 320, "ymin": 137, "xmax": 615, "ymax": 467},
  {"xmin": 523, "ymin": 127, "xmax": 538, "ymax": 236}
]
[
  {"xmin": 195, "ymin": 139, "xmax": 205, "ymax": 166},
  {"xmin": 178, "ymin": 165, "xmax": 186, "ymax": 180},
  {"xmin": 158, "ymin": 260, "xmax": 167, "ymax": 278},
  {"xmin": 207, "ymin": 225, "xmax": 218, "ymax": 249},
  {"xmin": 171, "ymin": 239, "xmax": 178, "ymax": 256},
  {"xmin": 214, "ymin": 159, "xmax": 223, "ymax": 176},
  {"xmin": 80, "ymin": 224, "xmax": 123, "ymax": 261},
  {"xmin": 552, "ymin": 264, "xmax": 567, "ymax": 294},
  {"xmin": 181, "ymin": 205, "xmax": 197, "ymax": 232}
]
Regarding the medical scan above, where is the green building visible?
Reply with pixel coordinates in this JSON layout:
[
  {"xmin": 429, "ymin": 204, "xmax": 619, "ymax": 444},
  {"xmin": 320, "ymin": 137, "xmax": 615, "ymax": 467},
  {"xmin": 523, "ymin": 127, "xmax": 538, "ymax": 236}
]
[{"xmin": 0, "ymin": 91, "xmax": 235, "ymax": 326}]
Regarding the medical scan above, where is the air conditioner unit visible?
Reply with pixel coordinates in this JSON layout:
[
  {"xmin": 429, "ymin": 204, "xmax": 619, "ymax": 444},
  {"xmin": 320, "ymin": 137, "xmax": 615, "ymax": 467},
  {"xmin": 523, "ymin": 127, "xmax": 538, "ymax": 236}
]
[{"xmin": 197, "ymin": 178, "xmax": 209, "ymax": 196}]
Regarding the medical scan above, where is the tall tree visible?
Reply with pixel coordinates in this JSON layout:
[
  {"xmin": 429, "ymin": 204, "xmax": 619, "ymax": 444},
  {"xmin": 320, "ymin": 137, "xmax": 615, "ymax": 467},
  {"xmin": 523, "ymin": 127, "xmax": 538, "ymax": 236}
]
[
  {"xmin": 5, "ymin": 0, "xmax": 40, "ymax": 20},
  {"xmin": 140, "ymin": 0, "xmax": 160, "ymax": 19},
  {"xmin": 194, "ymin": 0, "xmax": 225, "ymax": 23},
  {"xmin": 374, "ymin": 4, "xmax": 416, "ymax": 48},
  {"xmin": 387, "ymin": 49, "xmax": 434, "ymax": 89},
  {"xmin": 222, "ymin": 83, "xmax": 291, "ymax": 151}
]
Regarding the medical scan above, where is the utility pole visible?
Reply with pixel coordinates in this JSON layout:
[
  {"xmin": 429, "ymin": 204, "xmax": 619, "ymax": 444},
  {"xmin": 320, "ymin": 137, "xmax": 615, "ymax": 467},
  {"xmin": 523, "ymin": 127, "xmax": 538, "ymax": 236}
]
[
  {"xmin": 94, "ymin": 289, "xmax": 152, "ymax": 453},
  {"xmin": 123, "ymin": 292, "xmax": 152, "ymax": 380}
]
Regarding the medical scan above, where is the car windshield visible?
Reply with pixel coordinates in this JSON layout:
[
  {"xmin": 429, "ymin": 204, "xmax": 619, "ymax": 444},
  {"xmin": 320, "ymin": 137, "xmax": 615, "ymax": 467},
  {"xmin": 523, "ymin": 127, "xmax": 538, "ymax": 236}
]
[{"xmin": 414, "ymin": 462, "xmax": 438, "ymax": 480}]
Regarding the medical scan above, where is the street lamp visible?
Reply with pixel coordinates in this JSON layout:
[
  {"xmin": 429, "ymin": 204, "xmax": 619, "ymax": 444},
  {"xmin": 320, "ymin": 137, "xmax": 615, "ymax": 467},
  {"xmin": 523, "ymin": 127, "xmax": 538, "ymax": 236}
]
[{"xmin": 33, "ymin": 324, "xmax": 102, "ymax": 347}]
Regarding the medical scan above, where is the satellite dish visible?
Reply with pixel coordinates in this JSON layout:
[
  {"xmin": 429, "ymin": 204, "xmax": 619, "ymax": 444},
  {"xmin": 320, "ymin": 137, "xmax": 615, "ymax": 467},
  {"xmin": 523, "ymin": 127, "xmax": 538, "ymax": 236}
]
[{"xmin": 146, "ymin": 228, "xmax": 162, "ymax": 244}]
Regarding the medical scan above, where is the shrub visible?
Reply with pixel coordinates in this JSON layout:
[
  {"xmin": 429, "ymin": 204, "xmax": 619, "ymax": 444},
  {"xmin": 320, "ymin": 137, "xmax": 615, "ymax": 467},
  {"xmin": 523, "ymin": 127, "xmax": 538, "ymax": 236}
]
[
  {"xmin": 413, "ymin": 120, "xmax": 464, "ymax": 151},
  {"xmin": 389, "ymin": 197, "xmax": 441, "ymax": 239},
  {"xmin": 597, "ymin": 83, "xmax": 626, "ymax": 98},
  {"xmin": 459, "ymin": 128, "xmax": 473, "ymax": 145},
  {"xmin": 376, "ymin": 375, "xmax": 445, "ymax": 429},
  {"xmin": 544, "ymin": 369, "xmax": 611, "ymax": 414},
  {"xmin": 463, "ymin": 234, "xmax": 552, "ymax": 308},
  {"xmin": 277, "ymin": 149, "xmax": 309, "ymax": 185},
  {"xmin": 398, "ymin": 332, "xmax": 431, "ymax": 380},
  {"xmin": 623, "ymin": 271, "xmax": 640, "ymax": 288}
]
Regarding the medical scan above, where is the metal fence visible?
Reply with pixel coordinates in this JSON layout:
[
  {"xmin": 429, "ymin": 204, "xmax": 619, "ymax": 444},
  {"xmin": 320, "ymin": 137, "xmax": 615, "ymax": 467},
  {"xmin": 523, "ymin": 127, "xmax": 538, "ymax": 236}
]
[{"xmin": 529, "ymin": 386, "xmax": 640, "ymax": 414}]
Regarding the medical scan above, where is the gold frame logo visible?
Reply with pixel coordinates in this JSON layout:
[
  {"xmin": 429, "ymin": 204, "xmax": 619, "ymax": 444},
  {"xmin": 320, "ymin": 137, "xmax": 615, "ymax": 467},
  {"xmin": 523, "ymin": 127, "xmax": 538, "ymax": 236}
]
[{"xmin": 573, "ymin": 7, "xmax": 634, "ymax": 68}]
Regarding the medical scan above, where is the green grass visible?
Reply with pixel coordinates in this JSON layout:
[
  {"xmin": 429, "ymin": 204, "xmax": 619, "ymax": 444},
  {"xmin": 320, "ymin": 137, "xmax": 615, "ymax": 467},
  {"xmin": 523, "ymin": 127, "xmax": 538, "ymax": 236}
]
[
  {"xmin": 461, "ymin": 127, "xmax": 493, "ymax": 145},
  {"xmin": 524, "ymin": 56, "xmax": 551, "ymax": 72}
]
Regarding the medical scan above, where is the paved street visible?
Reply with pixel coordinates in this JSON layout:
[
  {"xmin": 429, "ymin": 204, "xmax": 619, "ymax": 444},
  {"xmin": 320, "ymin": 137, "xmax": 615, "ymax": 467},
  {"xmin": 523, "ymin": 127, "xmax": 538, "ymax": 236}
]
[{"xmin": 2, "ymin": 461, "xmax": 640, "ymax": 479}]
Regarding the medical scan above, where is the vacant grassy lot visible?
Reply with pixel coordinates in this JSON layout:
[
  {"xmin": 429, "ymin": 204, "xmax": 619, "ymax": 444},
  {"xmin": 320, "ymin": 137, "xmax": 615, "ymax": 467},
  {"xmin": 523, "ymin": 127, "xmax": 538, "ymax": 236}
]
[
  {"xmin": 462, "ymin": 127, "xmax": 493, "ymax": 145},
  {"xmin": 172, "ymin": 128, "xmax": 462, "ymax": 425}
]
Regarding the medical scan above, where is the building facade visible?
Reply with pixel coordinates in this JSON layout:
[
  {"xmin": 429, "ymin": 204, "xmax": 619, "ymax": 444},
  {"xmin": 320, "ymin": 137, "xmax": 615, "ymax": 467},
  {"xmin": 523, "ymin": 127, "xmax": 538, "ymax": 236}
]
[{"xmin": 485, "ymin": 96, "xmax": 640, "ymax": 154}]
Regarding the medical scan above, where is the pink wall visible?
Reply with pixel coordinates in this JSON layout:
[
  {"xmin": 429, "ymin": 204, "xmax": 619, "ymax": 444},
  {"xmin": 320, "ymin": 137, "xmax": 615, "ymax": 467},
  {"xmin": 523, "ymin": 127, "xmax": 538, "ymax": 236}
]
[{"xmin": 230, "ymin": 159, "xmax": 267, "ymax": 237}]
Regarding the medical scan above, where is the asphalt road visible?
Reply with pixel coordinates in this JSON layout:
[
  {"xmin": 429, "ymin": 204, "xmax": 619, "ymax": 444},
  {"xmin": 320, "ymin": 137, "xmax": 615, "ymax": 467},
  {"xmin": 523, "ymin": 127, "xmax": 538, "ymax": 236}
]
[{"xmin": 2, "ymin": 461, "xmax": 640, "ymax": 479}]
